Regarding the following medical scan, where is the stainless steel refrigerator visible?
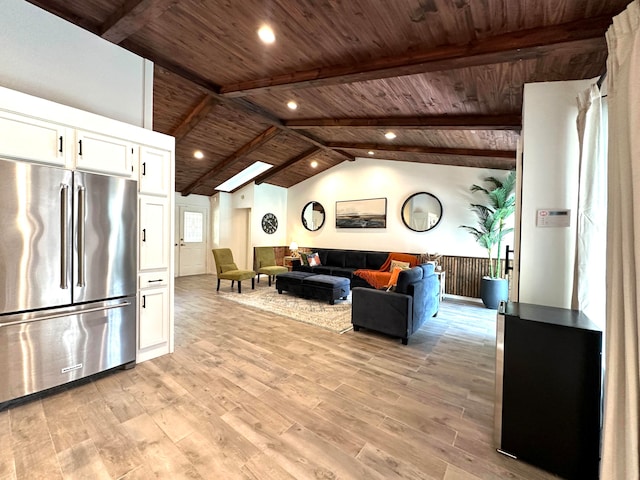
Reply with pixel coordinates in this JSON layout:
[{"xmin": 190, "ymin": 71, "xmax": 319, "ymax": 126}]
[{"xmin": 0, "ymin": 157, "xmax": 137, "ymax": 404}]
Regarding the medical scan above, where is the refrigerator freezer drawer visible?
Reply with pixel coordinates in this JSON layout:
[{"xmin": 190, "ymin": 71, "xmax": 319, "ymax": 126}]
[{"xmin": 0, "ymin": 297, "xmax": 136, "ymax": 404}]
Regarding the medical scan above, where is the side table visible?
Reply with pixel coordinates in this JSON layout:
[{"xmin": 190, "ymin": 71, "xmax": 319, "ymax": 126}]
[
  {"xmin": 283, "ymin": 255, "xmax": 297, "ymax": 271},
  {"xmin": 435, "ymin": 270, "xmax": 446, "ymax": 301}
]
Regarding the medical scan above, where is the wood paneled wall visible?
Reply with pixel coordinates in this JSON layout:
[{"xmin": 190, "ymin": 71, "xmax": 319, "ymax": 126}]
[{"xmin": 440, "ymin": 255, "xmax": 506, "ymax": 298}]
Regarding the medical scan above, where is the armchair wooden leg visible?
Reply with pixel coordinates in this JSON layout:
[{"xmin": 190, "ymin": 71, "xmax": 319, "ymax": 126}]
[
  {"xmin": 231, "ymin": 280, "xmax": 235, "ymax": 289},
  {"xmin": 268, "ymin": 275, "xmax": 272, "ymax": 287},
  {"xmin": 217, "ymin": 278, "xmax": 221, "ymax": 291},
  {"xmin": 251, "ymin": 277, "xmax": 255, "ymax": 289},
  {"xmin": 238, "ymin": 281, "xmax": 242, "ymax": 293},
  {"xmin": 257, "ymin": 274, "xmax": 260, "ymax": 283}
]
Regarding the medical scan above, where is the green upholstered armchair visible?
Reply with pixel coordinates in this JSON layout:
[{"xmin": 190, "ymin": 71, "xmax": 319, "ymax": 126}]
[
  {"xmin": 255, "ymin": 246, "xmax": 288, "ymax": 286},
  {"xmin": 211, "ymin": 248, "xmax": 255, "ymax": 293}
]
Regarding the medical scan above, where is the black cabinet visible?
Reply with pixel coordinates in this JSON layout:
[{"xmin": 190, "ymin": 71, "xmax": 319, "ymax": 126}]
[{"xmin": 494, "ymin": 302, "xmax": 602, "ymax": 480}]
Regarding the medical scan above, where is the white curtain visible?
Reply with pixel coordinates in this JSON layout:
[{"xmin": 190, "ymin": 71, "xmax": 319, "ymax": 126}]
[
  {"xmin": 601, "ymin": 1, "xmax": 640, "ymax": 479},
  {"xmin": 573, "ymin": 84, "xmax": 607, "ymax": 327}
]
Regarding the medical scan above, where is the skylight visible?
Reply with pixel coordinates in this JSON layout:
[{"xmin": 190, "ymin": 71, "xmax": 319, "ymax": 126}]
[{"xmin": 215, "ymin": 161, "xmax": 273, "ymax": 192}]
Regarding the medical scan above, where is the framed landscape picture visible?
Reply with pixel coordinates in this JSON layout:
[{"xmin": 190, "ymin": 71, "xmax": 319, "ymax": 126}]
[{"xmin": 335, "ymin": 198, "xmax": 387, "ymax": 229}]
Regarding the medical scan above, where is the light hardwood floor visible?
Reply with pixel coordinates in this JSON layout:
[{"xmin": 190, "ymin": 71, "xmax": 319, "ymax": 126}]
[{"xmin": 0, "ymin": 274, "xmax": 559, "ymax": 480}]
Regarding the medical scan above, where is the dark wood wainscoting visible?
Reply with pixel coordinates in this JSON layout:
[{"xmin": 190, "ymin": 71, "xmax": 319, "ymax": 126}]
[{"xmin": 440, "ymin": 255, "xmax": 506, "ymax": 298}]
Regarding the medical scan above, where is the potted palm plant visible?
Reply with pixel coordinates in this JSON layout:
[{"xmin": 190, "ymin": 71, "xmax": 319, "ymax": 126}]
[{"xmin": 460, "ymin": 170, "xmax": 516, "ymax": 308}]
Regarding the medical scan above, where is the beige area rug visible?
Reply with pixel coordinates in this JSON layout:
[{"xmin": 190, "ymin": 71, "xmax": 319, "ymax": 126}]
[{"xmin": 218, "ymin": 284, "xmax": 353, "ymax": 334}]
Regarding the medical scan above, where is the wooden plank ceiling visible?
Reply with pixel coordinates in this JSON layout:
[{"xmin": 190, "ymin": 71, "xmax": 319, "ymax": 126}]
[{"xmin": 27, "ymin": 0, "xmax": 630, "ymax": 196}]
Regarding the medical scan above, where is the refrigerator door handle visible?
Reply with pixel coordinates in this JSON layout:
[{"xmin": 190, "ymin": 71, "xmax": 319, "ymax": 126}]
[
  {"xmin": 60, "ymin": 183, "xmax": 69, "ymax": 289},
  {"xmin": 0, "ymin": 300, "xmax": 132, "ymax": 328},
  {"xmin": 77, "ymin": 185, "xmax": 86, "ymax": 287}
]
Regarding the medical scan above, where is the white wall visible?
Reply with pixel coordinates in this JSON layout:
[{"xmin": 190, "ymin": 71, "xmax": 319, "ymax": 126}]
[
  {"xmin": 519, "ymin": 79, "xmax": 594, "ymax": 308},
  {"xmin": 287, "ymin": 157, "xmax": 513, "ymax": 257},
  {"xmin": 0, "ymin": 0, "xmax": 153, "ymax": 128},
  {"xmin": 210, "ymin": 183, "xmax": 288, "ymax": 271},
  {"xmin": 253, "ymin": 183, "xmax": 288, "ymax": 247}
]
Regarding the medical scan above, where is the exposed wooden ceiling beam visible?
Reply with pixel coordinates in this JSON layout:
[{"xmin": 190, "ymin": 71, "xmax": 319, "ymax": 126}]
[
  {"xmin": 285, "ymin": 114, "xmax": 522, "ymax": 131},
  {"xmin": 146, "ymin": 60, "xmax": 354, "ymax": 162},
  {"xmin": 220, "ymin": 15, "xmax": 612, "ymax": 97},
  {"xmin": 169, "ymin": 95, "xmax": 220, "ymax": 142},
  {"xmin": 326, "ymin": 143, "xmax": 516, "ymax": 159},
  {"xmin": 23, "ymin": 2, "xmax": 353, "ymax": 164},
  {"xmin": 182, "ymin": 126, "xmax": 281, "ymax": 196},
  {"xmin": 127, "ymin": 47, "xmax": 223, "ymax": 95},
  {"xmin": 100, "ymin": 0, "xmax": 179, "ymax": 44},
  {"xmin": 253, "ymin": 148, "xmax": 323, "ymax": 186}
]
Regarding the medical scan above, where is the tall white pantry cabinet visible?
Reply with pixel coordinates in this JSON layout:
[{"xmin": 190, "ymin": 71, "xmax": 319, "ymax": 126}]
[{"xmin": 0, "ymin": 85, "xmax": 175, "ymax": 364}]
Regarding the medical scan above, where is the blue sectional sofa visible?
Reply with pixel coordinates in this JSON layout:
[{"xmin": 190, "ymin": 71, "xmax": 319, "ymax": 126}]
[
  {"xmin": 351, "ymin": 263, "xmax": 440, "ymax": 345},
  {"xmin": 292, "ymin": 248, "xmax": 390, "ymax": 288}
]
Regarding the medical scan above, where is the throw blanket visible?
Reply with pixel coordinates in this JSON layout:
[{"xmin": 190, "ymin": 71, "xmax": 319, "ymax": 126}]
[{"xmin": 354, "ymin": 253, "xmax": 419, "ymax": 289}]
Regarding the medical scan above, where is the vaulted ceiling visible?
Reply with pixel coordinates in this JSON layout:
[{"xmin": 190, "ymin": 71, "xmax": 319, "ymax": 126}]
[{"xmin": 27, "ymin": 0, "xmax": 629, "ymax": 196}]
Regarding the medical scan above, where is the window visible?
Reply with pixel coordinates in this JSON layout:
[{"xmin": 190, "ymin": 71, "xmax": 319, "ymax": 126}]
[{"xmin": 183, "ymin": 211, "xmax": 203, "ymax": 243}]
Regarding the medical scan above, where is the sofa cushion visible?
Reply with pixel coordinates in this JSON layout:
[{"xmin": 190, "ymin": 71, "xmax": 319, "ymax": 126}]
[
  {"xmin": 318, "ymin": 250, "xmax": 330, "ymax": 265},
  {"xmin": 313, "ymin": 266, "xmax": 334, "ymax": 275},
  {"xmin": 420, "ymin": 263, "xmax": 436, "ymax": 275},
  {"xmin": 330, "ymin": 267, "xmax": 356, "ymax": 279},
  {"xmin": 344, "ymin": 251, "xmax": 366, "ymax": 269},
  {"xmin": 326, "ymin": 250, "xmax": 346, "ymax": 268},
  {"xmin": 220, "ymin": 263, "xmax": 238, "ymax": 273},
  {"xmin": 366, "ymin": 252, "xmax": 389, "ymax": 270},
  {"xmin": 396, "ymin": 266, "xmax": 423, "ymax": 295}
]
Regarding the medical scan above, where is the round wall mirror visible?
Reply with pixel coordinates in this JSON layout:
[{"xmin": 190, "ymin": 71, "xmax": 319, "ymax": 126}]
[
  {"xmin": 401, "ymin": 192, "xmax": 443, "ymax": 232},
  {"xmin": 301, "ymin": 201, "xmax": 326, "ymax": 231}
]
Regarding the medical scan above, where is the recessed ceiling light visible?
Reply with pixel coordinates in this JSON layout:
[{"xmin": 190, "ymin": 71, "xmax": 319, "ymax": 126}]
[
  {"xmin": 384, "ymin": 131, "xmax": 396, "ymax": 140},
  {"xmin": 258, "ymin": 25, "xmax": 275, "ymax": 44},
  {"xmin": 310, "ymin": 160, "xmax": 318, "ymax": 168},
  {"xmin": 287, "ymin": 101, "xmax": 298, "ymax": 110},
  {"xmin": 368, "ymin": 151, "xmax": 375, "ymax": 155},
  {"xmin": 194, "ymin": 150, "xmax": 204, "ymax": 159}
]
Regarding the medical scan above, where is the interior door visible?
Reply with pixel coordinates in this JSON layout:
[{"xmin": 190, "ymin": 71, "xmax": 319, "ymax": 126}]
[{"xmin": 177, "ymin": 206, "xmax": 207, "ymax": 276}]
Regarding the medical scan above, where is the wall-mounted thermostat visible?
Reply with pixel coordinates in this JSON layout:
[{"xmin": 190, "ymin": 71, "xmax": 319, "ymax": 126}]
[{"xmin": 537, "ymin": 209, "xmax": 571, "ymax": 227}]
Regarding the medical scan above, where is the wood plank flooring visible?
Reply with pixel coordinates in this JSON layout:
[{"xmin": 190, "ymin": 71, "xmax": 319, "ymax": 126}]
[{"xmin": 0, "ymin": 274, "xmax": 560, "ymax": 479}]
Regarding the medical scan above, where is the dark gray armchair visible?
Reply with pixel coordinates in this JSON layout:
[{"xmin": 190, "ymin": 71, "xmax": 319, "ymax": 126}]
[{"xmin": 351, "ymin": 263, "xmax": 440, "ymax": 345}]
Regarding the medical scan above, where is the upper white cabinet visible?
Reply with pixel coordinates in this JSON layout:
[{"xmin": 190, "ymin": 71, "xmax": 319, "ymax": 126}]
[
  {"xmin": 75, "ymin": 130, "xmax": 135, "ymax": 177},
  {"xmin": 0, "ymin": 111, "xmax": 67, "ymax": 166},
  {"xmin": 139, "ymin": 146, "xmax": 171, "ymax": 195}
]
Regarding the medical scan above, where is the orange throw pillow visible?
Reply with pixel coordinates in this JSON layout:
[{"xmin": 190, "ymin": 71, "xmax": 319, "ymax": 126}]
[{"xmin": 385, "ymin": 266, "xmax": 404, "ymax": 291}]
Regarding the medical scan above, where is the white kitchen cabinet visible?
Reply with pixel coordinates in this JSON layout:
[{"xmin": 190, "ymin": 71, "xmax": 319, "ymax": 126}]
[
  {"xmin": 139, "ymin": 195, "xmax": 170, "ymax": 271},
  {"xmin": 0, "ymin": 111, "xmax": 67, "ymax": 166},
  {"xmin": 1, "ymin": 85, "xmax": 175, "ymax": 366},
  {"xmin": 139, "ymin": 146, "xmax": 171, "ymax": 195},
  {"xmin": 75, "ymin": 130, "xmax": 135, "ymax": 177},
  {"xmin": 138, "ymin": 285, "xmax": 169, "ymax": 353},
  {"xmin": 137, "ymin": 146, "xmax": 173, "ymax": 363}
]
